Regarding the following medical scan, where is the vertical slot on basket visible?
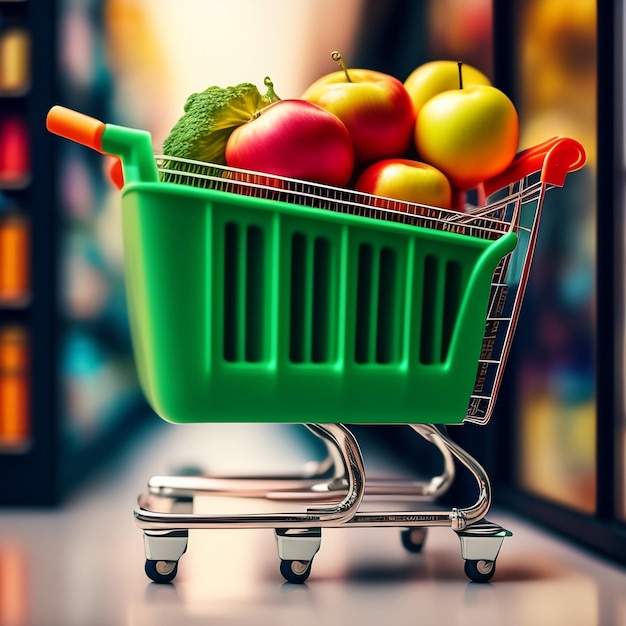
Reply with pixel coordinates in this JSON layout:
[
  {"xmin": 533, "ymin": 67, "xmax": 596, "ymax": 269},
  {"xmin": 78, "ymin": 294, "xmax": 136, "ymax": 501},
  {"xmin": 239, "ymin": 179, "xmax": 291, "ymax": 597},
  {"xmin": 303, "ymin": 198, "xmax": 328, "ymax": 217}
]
[
  {"xmin": 375, "ymin": 247, "xmax": 398, "ymax": 364},
  {"xmin": 222, "ymin": 222, "xmax": 265, "ymax": 363},
  {"xmin": 311, "ymin": 236, "xmax": 331, "ymax": 363},
  {"xmin": 441, "ymin": 260, "xmax": 462, "ymax": 361},
  {"xmin": 289, "ymin": 233, "xmax": 307, "ymax": 363},
  {"xmin": 419, "ymin": 257, "xmax": 462, "ymax": 364},
  {"xmin": 419, "ymin": 254, "xmax": 439, "ymax": 364},
  {"xmin": 223, "ymin": 222, "xmax": 239, "ymax": 362},
  {"xmin": 354, "ymin": 244, "xmax": 398, "ymax": 364},
  {"xmin": 289, "ymin": 233, "xmax": 332, "ymax": 364},
  {"xmin": 245, "ymin": 225, "xmax": 264, "ymax": 362},
  {"xmin": 355, "ymin": 244, "xmax": 374, "ymax": 364}
]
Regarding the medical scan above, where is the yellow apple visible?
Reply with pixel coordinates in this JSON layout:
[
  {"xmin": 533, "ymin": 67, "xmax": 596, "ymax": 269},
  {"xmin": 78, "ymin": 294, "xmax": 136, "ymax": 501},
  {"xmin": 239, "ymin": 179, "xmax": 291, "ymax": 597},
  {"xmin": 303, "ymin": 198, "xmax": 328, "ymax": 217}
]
[
  {"xmin": 404, "ymin": 60, "xmax": 492, "ymax": 116},
  {"xmin": 414, "ymin": 84, "xmax": 519, "ymax": 190},
  {"xmin": 354, "ymin": 158, "xmax": 453, "ymax": 210}
]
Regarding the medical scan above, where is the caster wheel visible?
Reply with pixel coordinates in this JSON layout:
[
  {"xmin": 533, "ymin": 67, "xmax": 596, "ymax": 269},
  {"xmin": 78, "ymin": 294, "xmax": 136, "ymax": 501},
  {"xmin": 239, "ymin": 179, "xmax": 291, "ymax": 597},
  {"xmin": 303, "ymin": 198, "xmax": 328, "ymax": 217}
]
[
  {"xmin": 280, "ymin": 559, "xmax": 312, "ymax": 584},
  {"xmin": 400, "ymin": 528, "xmax": 427, "ymax": 553},
  {"xmin": 145, "ymin": 559, "xmax": 179, "ymax": 584},
  {"xmin": 464, "ymin": 559, "xmax": 495, "ymax": 583}
]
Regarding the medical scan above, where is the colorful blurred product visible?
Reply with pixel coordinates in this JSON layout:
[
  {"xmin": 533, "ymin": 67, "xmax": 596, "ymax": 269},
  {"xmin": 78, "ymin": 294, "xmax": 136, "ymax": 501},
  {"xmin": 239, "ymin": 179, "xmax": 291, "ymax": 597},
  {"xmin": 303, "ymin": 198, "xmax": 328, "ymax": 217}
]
[
  {"xmin": 0, "ymin": 212, "xmax": 29, "ymax": 305},
  {"xmin": 0, "ymin": 325, "xmax": 30, "ymax": 449}
]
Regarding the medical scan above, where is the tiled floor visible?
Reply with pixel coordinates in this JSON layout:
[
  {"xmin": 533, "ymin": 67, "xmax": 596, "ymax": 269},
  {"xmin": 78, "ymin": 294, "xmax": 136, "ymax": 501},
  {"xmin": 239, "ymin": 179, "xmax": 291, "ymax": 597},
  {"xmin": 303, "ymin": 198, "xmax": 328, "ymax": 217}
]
[{"xmin": 2, "ymin": 422, "xmax": 626, "ymax": 626}]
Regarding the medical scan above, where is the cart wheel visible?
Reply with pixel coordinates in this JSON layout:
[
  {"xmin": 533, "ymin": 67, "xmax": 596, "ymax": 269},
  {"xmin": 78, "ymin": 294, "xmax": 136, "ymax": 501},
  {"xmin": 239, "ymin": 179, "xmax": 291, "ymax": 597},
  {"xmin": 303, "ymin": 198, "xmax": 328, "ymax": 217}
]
[
  {"xmin": 400, "ymin": 528, "xmax": 428, "ymax": 553},
  {"xmin": 464, "ymin": 559, "xmax": 495, "ymax": 583},
  {"xmin": 280, "ymin": 559, "xmax": 313, "ymax": 584},
  {"xmin": 145, "ymin": 559, "xmax": 179, "ymax": 584}
]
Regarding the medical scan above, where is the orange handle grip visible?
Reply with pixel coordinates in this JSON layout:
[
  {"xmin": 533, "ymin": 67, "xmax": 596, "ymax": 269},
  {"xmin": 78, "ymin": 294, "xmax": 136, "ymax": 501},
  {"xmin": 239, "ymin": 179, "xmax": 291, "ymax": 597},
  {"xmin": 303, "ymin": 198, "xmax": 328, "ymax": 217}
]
[
  {"xmin": 47, "ymin": 105, "xmax": 126, "ymax": 189},
  {"xmin": 46, "ymin": 105, "xmax": 105, "ymax": 153}
]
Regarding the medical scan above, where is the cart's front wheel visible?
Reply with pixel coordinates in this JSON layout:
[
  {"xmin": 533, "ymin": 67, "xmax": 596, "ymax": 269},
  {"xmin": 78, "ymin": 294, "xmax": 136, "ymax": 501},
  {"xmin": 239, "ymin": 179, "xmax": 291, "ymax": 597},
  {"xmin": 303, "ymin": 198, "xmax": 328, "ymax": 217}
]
[
  {"xmin": 280, "ymin": 559, "xmax": 313, "ymax": 584},
  {"xmin": 145, "ymin": 559, "xmax": 179, "ymax": 584},
  {"xmin": 400, "ymin": 527, "xmax": 428, "ymax": 553},
  {"xmin": 464, "ymin": 558, "xmax": 495, "ymax": 583}
]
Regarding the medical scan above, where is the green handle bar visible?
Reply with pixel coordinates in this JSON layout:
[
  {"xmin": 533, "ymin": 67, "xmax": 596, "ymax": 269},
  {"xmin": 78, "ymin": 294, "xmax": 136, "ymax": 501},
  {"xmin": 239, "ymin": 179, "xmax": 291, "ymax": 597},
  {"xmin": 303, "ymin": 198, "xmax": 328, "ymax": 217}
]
[{"xmin": 46, "ymin": 105, "xmax": 159, "ymax": 187}]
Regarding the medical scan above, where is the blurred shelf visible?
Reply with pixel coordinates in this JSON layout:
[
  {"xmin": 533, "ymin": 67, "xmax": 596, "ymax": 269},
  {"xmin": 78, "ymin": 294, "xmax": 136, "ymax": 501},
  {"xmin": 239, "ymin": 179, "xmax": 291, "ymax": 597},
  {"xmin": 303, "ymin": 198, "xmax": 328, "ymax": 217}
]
[{"xmin": 0, "ymin": 0, "xmax": 151, "ymax": 506}]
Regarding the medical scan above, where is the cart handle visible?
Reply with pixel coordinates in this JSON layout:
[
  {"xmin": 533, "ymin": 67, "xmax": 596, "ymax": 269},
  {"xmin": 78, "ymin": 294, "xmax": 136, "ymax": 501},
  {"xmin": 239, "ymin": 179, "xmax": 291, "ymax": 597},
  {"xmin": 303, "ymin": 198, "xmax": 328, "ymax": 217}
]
[
  {"xmin": 483, "ymin": 136, "xmax": 586, "ymax": 197},
  {"xmin": 46, "ymin": 105, "xmax": 159, "ymax": 188}
]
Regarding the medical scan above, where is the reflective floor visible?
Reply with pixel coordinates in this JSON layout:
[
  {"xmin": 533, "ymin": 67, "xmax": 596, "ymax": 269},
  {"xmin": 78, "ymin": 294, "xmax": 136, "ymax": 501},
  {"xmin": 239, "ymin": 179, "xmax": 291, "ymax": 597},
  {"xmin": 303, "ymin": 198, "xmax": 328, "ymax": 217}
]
[{"xmin": 2, "ymin": 422, "xmax": 626, "ymax": 626}]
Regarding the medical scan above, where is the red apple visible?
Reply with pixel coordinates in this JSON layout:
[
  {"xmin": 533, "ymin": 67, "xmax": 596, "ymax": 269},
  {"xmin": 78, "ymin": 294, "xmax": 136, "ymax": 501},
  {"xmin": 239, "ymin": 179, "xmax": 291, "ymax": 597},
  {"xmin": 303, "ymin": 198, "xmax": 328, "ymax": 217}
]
[
  {"xmin": 415, "ymin": 82, "xmax": 519, "ymax": 190},
  {"xmin": 225, "ymin": 99, "xmax": 354, "ymax": 187},
  {"xmin": 355, "ymin": 158, "xmax": 453, "ymax": 210},
  {"xmin": 301, "ymin": 54, "xmax": 415, "ymax": 165}
]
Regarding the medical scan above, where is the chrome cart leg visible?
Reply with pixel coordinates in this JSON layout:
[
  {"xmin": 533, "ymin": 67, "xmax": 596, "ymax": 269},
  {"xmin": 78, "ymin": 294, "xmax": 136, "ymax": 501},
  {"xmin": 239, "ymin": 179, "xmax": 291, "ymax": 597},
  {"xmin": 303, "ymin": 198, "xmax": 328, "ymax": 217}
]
[
  {"xmin": 304, "ymin": 423, "xmax": 343, "ymax": 473},
  {"xmin": 266, "ymin": 424, "xmax": 357, "ymax": 584},
  {"xmin": 409, "ymin": 424, "xmax": 492, "ymax": 528},
  {"xmin": 407, "ymin": 424, "xmax": 455, "ymax": 499},
  {"xmin": 135, "ymin": 423, "xmax": 365, "ymax": 530},
  {"xmin": 335, "ymin": 424, "xmax": 510, "ymax": 582},
  {"xmin": 410, "ymin": 424, "xmax": 511, "ymax": 583},
  {"xmin": 341, "ymin": 424, "xmax": 489, "ymax": 531}
]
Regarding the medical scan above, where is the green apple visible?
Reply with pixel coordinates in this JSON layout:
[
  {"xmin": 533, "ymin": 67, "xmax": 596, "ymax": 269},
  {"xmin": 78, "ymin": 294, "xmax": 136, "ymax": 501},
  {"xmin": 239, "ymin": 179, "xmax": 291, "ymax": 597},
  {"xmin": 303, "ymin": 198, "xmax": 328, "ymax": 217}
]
[
  {"xmin": 355, "ymin": 158, "xmax": 453, "ymax": 210},
  {"xmin": 404, "ymin": 60, "xmax": 492, "ymax": 116},
  {"xmin": 414, "ymin": 82, "xmax": 519, "ymax": 190},
  {"xmin": 301, "ymin": 53, "xmax": 416, "ymax": 165}
]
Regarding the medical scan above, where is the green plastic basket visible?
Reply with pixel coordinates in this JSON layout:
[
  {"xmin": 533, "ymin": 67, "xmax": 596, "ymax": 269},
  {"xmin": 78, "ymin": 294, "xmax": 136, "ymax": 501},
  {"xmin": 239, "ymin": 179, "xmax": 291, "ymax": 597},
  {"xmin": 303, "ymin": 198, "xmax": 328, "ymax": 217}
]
[
  {"xmin": 120, "ymin": 180, "xmax": 515, "ymax": 424},
  {"xmin": 45, "ymin": 107, "xmax": 586, "ymax": 426}
]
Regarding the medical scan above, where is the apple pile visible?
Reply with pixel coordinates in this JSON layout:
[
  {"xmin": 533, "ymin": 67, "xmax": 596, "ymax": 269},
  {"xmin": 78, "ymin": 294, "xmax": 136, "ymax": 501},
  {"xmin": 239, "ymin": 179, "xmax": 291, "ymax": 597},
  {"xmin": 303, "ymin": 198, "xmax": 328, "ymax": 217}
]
[{"xmin": 171, "ymin": 55, "xmax": 520, "ymax": 213}]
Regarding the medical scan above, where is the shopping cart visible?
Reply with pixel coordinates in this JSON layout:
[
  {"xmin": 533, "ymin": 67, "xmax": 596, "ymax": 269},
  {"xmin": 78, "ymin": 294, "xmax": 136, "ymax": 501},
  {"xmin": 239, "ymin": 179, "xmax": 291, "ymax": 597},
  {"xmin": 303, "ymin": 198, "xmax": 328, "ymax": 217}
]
[{"xmin": 47, "ymin": 105, "xmax": 586, "ymax": 585}]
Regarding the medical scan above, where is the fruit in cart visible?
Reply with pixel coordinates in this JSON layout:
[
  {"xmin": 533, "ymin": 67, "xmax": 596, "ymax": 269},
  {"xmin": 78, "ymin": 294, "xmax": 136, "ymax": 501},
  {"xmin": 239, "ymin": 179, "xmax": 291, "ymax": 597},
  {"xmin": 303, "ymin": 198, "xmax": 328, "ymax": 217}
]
[
  {"xmin": 225, "ymin": 99, "xmax": 354, "ymax": 186},
  {"xmin": 414, "ymin": 63, "xmax": 519, "ymax": 190},
  {"xmin": 301, "ymin": 52, "xmax": 415, "ymax": 165},
  {"xmin": 354, "ymin": 158, "xmax": 453, "ymax": 209},
  {"xmin": 161, "ymin": 79, "xmax": 280, "ymax": 167},
  {"xmin": 404, "ymin": 60, "xmax": 491, "ymax": 116}
]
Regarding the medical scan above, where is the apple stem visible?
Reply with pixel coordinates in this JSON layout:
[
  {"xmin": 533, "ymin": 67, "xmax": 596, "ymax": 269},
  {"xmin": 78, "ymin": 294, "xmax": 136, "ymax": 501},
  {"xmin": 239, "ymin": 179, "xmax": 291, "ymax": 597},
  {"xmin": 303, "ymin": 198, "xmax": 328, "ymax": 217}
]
[
  {"xmin": 458, "ymin": 61, "xmax": 463, "ymax": 89},
  {"xmin": 332, "ymin": 50, "xmax": 352, "ymax": 82},
  {"xmin": 263, "ymin": 76, "xmax": 280, "ymax": 103}
]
